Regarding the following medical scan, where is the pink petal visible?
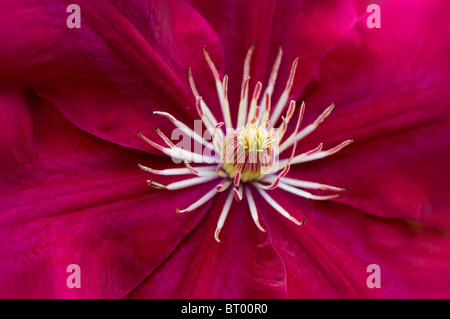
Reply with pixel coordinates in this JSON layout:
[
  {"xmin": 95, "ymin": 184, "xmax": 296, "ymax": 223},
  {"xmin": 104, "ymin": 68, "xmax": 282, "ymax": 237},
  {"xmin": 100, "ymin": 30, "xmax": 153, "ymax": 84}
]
[
  {"xmin": 0, "ymin": 93, "xmax": 213, "ymax": 298},
  {"xmin": 261, "ymin": 189, "xmax": 450, "ymax": 298},
  {"xmin": 0, "ymin": 0, "xmax": 223, "ymax": 152},
  {"xmin": 127, "ymin": 197, "xmax": 287, "ymax": 298},
  {"xmin": 285, "ymin": 0, "xmax": 450, "ymax": 227},
  {"xmin": 189, "ymin": 0, "xmax": 363, "ymax": 120}
]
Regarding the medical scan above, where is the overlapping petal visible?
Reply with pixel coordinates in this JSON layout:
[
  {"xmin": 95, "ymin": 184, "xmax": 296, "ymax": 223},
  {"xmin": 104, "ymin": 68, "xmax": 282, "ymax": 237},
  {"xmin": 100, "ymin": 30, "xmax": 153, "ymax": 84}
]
[
  {"xmin": 261, "ymin": 190, "xmax": 450, "ymax": 298},
  {"xmin": 127, "ymin": 200, "xmax": 287, "ymax": 299},
  {"xmin": 189, "ymin": 0, "xmax": 365, "ymax": 119},
  {"xmin": 0, "ymin": 0, "xmax": 223, "ymax": 152},
  {"xmin": 285, "ymin": 0, "xmax": 450, "ymax": 228},
  {"xmin": 0, "ymin": 0, "xmax": 449, "ymax": 299},
  {"xmin": 0, "ymin": 93, "xmax": 212, "ymax": 298}
]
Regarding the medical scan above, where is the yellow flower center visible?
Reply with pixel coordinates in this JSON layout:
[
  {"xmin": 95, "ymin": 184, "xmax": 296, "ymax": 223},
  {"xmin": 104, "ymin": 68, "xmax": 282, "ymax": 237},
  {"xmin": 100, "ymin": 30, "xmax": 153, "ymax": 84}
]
[{"xmin": 222, "ymin": 121, "xmax": 277, "ymax": 182}]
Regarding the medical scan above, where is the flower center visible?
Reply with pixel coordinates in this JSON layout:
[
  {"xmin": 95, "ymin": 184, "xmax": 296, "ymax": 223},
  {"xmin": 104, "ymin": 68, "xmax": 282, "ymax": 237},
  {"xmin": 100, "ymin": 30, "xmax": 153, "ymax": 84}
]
[
  {"xmin": 222, "ymin": 121, "xmax": 277, "ymax": 183},
  {"xmin": 137, "ymin": 45, "xmax": 352, "ymax": 242}
]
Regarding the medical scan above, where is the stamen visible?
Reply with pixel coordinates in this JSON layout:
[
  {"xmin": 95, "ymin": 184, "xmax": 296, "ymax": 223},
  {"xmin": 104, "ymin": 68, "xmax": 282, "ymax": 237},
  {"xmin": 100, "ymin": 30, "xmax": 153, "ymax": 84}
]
[
  {"xmin": 237, "ymin": 45, "xmax": 255, "ymax": 128},
  {"xmin": 278, "ymin": 100, "xmax": 297, "ymax": 141},
  {"xmin": 221, "ymin": 75, "xmax": 233, "ymax": 128},
  {"xmin": 237, "ymin": 76, "xmax": 250, "ymax": 128},
  {"xmin": 245, "ymin": 187, "xmax": 267, "ymax": 232},
  {"xmin": 234, "ymin": 171, "xmax": 241, "ymax": 187},
  {"xmin": 211, "ymin": 122, "xmax": 225, "ymax": 157},
  {"xmin": 152, "ymin": 175, "xmax": 219, "ymax": 191},
  {"xmin": 279, "ymin": 103, "xmax": 335, "ymax": 153},
  {"xmin": 214, "ymin": 188, "xmax": 235, "ymax": 242},
  {"xmin": 279, "ymin": 101, "xmax": 305, "ymax": 148},
  {"xmin": 233, "ymin": 184, "xmax": 243, "ymax": 201},
  {"xmin": 255, "ymin": 187, "xmax": 305, "ymax": 226},
  {"xmin": 137, "ymin": 130, "xmax": 166, "ymax": 152},
  {"xmin": 156, "ymin": 127, "xmax": 216, "ymax": 164},
  {"xmin": 203, "ymin": 46, "xmax": 221, "ymax": 81},
  {"xmin": 279, "ymin": 143, "xmax": 323, "ymax": 169},
  {"xmin": 259, "ymin": 47, "xmax": 283, "ymax": 121},
  {"xmin": 177, "ymin": 179, "xmax": 229, "ymax": 214},
  {"xmin": 243, "ymin": 44, "xmax": 255, "ymax": 81},
  {"xmin": 203, "ymin": 47, "xmax": 232, "ymax": 134},
  {"xmin": 138, "ymin": 164, "xmax": 217, "ymax": 176},
  {"xmin": 147, "ymin": 180, "xmax": 166, "ymax": 189},
  {"xmin": 153, "ymin": 111, "xmax": 214, "ymax": 150},
  {"xmin": 217, "ymin": 180, "xmax": 232, "ymax": 192},
  {"xmin": 155, "ymin": 128, "xmax": 177, "ymax": 148},
  {"xmin": 268, "ymin": 141, "xmax": 298, "ymax": 183},
  {"xmin": 269, "ymin": 57, "xmax": 299, "ymax": 124},
  {"xmin": 138, "ymin": 130, "xmax": 214, "ymax": 163},
  {"xmin": 264, "ymin": 176, "xmax": 346, "ymax": 192},
  {"xmin": 189, "ymin": 68, "xmax": 222, "ymax": 137},
  {"xmin": 248, "ymin": 81, "xmax": 262, "ymax": 122},
  {"xmin": 195, "ymin": 96, "xmax": 214, "ymax": 131},
  {"xmin": 290, "ymin": 140, "xmax": 353, "ymax": 165},
  {"xmin": 277, "ymin": 182, "xmax": 340, "ymax": 200},
  {"xmin": 260, "ymin": 92, "xmax": 271, "ymax": 124}
]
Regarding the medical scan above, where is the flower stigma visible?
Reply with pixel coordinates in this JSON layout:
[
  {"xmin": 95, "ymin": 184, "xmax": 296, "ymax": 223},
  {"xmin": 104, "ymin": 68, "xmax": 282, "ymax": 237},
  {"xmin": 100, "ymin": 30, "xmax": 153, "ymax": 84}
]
[{"xmin": 138, "ymin": 46, "xmax": 353, "ymax": 242}]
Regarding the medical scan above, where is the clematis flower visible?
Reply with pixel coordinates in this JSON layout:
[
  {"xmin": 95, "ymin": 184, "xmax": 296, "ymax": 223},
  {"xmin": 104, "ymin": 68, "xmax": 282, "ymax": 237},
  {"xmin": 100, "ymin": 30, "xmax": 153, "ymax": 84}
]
[{"xmin": 1, "ymin": 0, "xmax": 450, "ymax": 299}]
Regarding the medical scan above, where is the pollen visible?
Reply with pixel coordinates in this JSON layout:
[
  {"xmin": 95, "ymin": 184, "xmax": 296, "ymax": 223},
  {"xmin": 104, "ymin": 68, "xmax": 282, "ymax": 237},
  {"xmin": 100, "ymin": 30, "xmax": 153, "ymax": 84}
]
[{"xmin": 137, "ymin": 45, "xmax": 352, "ymax": 242}]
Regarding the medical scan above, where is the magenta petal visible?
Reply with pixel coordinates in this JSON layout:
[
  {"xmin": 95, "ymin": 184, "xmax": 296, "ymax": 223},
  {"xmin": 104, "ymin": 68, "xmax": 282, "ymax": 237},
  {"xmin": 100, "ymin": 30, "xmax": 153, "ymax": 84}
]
[
  {"xmin": 189, "ymin": 0, "xmax": 362, "ymax": 117},
  {"xmin": 0, "ymin": 94, "xmax": 213, "ymax": 298},
  {"xmin": 0, "ymin": 0, "xmax": 223, "ymax": 152},
  {"xmin": 127, "ymin": 197, "xmax": 287, "ymax": 299},
  {"xmin": 0, "ymin": 185, "xmax": 214, "ymax": 298},
  {"xmin": 285, "ymin": 0, "xmax": 450, "ymax": 227},
  {"xmin": 0, "ymin": 89, "xmax": 33, "ymax": 172},
  {"xmin": 261, "ymin": 190, "xmax": 450, "ymax": 298}
]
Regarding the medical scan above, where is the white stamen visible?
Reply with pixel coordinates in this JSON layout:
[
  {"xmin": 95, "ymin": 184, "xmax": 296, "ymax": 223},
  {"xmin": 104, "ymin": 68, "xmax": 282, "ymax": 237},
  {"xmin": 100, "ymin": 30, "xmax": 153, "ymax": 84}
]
[
  {"xmin": 269, "ymin": 57, "xmax": 299, "ymax": 124},
  {"xmin": 259, "ymin": 47, "xmax": 283, "ymax": 122},
  {"xmin": 214, "ymin": 188, "xmax": 235, "ymax": 242},
  {"xmin": 278, "ymin": 101, "xmax": 305, "ymax": 150},
  {"xmin": 264, "ymin": 176, "xmax": 346, "ymax": 192},
  {"xmin": 236, "ymin": 45, "xmax": 255, "ymax": 129},
  {"xmin": 188, "ymin": 67, "xmax": 220, "ymax": 127},
  {"xmin": 290, "ymin": 140, "xmax": 353, "ymax": 165},
  {"xmin": 245, "ymin": 187, "xmax": 267, "ymax": 232},
  {"xmin": 138, "ymin": 130, "xmax": 215, "ymax": 163},
  {"xmin": 221, "ymin": 75, "xmax": 233, "ymax": 128},
  {"xmin": 248, "ymin": 82, "xmax": 262, "ymax": 122},
  {"xmin": 277, "ymin": 182, "xmax": 340, "ymax": 200},
  {"xmin": 203, "ymin": 47, "xmax": 230, "ymax": 134},
  {"xmin": 138, "ymin": 164, "xmax": 217, "ymax": 176},
  {"xmin": 177, "ymin": 179, "xmax": 229, "ymax": 214},
  {"xmin": 279, "ymin": 103, "xmax": 335, "ymax": 153},
  {"xmin": 255, "ymin": 187, "xmax": 305, "ymax": 226},
  {"xmin": 163, "ymin": 175, "xmax": 219, "ymax": 190},
  {"xmin": 260, "ymin": 92, "xmax": 271, "ymax": 125},
  {"xmin": 217, "ymin": 180, "xmax": 232, "ymax": 192},
  {"xmin": 233, "ymin": 184, "xmax": 243, "ymax": 201},
  {"xmin": 279, "ymin": 143, "xmax": 323, "ymax": 169},
  {"xmin": 189, "ymin": 68, "xmax": 224, "ymax": 140},
  {"xmin": 153, "ymin": 111, "xmax": 214, "ymax": 150},
  {"xmin": 237, "ymin": 76, "xmax": 250, "ymax": 128}
]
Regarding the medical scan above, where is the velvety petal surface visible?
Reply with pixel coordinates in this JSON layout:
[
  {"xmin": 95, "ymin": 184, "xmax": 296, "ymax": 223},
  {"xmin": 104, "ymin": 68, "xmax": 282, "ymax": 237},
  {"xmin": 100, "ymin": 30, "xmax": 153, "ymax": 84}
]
[
  {"xmin": 0, "ymin": 92, "xmax": 214, "ymax": 298},
  {"xmin": 189, "ymin": 0, "xmax": 366, "ymax": 123},
  {"xmin": 259, "ymin": 188, "xmax": 450, "ymax": 298},
  {"xmin": 127, "ymin": 195, "xmax": 287, "ymax": 299},
  {"xmin": 283, "ymin": 0, "xmax": 450, "ymax": 227},
  {"xmin": 0, "ymin": 0, "xmax": 223, "ymax": 152}
]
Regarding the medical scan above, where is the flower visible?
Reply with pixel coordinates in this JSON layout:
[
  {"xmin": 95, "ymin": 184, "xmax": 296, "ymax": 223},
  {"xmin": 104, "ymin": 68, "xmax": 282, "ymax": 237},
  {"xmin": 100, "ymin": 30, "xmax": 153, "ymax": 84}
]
[
  {"xmin": 136, "ymin": 45, "xmax": 352, "ymax": 242},
  {"xmin": 1, "ymin": 0, "xmax": 450, "ymax": 298}
]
